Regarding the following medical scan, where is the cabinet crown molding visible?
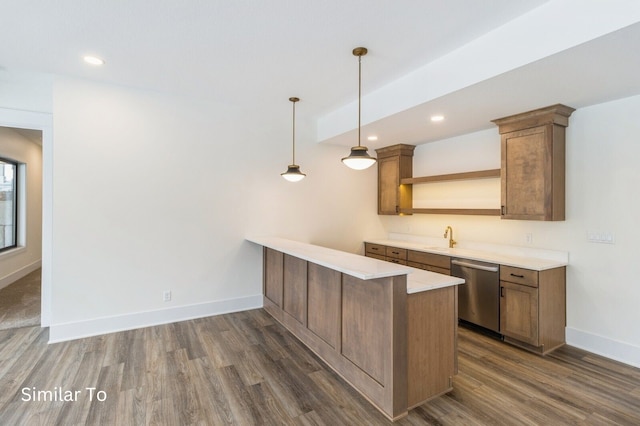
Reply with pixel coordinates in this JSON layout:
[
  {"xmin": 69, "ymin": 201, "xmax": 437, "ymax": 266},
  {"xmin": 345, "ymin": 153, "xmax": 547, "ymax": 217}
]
[
  {"xmin": 375, "ymin": 143, "xmax": 415, "ymax": 159},
  {"xmin": 492, "ymin": 104, "xmax": 575, "ymax": 134}
]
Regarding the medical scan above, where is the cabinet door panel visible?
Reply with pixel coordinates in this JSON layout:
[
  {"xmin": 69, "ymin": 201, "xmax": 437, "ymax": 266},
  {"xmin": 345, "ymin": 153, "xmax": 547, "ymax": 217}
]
[
  {"xmin": 379, "ymin": 157, "xmax": 399, "ymax": 215},
  {"xmin": 307, "ymin": 263, "xmax": 342, "ymax": 350},
  {"xmin": 283, "ymin": 254, "xmax": 307, "ymax": 325},
  {"xmin": 501, "ymin": 126, "xmax": 552, "ymax": 219},
  {"xmin": 342, "ymin": 275, "xmax": 388, "ymax": 385},
  {"xmin": 264, "ymin": 248, "xmax": 283, "ymax": 307},
  {"xmin": 500, "ymin": 281, "xmax": 539, "ymax": 346}
]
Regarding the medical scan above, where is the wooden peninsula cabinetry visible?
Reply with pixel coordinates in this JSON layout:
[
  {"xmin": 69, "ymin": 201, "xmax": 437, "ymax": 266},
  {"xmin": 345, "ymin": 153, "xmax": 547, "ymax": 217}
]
[{"xmin": 249, "ymin": 237, "xmax": 462, "ymax": 421}]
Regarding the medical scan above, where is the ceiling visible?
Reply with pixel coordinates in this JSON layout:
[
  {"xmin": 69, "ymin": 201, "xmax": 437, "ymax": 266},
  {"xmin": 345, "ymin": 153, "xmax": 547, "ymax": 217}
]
[
  {"xmin": 1, "ymin": 1, "xmax": 639, "ymax": 148},
  {"xmin": 323, "ymin": 21, "xmax": 640, "ymax": 149}
]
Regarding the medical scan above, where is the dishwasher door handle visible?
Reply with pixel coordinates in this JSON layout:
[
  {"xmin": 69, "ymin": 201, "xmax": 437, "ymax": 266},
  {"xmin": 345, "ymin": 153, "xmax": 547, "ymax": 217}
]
[{"xmin": 451, "ymin": 259, "xmax": 499, "ymax": 273}]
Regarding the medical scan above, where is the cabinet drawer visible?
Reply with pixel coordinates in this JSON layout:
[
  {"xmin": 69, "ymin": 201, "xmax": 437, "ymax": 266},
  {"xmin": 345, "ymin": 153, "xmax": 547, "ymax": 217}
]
[
  {"xmin": 386, "ymin": 247, "xmax": 407, "ymax": 259},
  {"xmin": 365, "ymin": 243, "xmax": 386, "ymax": 256},
  {"xmin": 408, "ymin": 250, "xmax": 450, "ymax": 270},
  {"xmin": 501, "ymin": 266, "xmax": 538, "ymax": 288}
]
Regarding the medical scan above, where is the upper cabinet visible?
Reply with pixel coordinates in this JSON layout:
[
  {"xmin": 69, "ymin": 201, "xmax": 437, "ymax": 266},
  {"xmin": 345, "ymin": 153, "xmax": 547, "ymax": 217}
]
[
  {"xmin": 492, "ymin": 104, "xmax": 575, "ymax": 221},
  {"xmin": 375, "ymin": 144, "xmax": 415, "ymax": 215}
]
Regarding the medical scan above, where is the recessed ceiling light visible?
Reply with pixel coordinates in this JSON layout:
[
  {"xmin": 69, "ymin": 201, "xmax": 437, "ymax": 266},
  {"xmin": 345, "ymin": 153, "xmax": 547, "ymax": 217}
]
[
  {"xmin": 431, "ymin": 115, "xmax": 445, "ymax": 122},
  {"xmin": 83, "ymin": 55, "xmax": 105, "ymax": 66},
  {"xmin": 367, "ymin": 135, "xmax": 378, "ymax": 141}
]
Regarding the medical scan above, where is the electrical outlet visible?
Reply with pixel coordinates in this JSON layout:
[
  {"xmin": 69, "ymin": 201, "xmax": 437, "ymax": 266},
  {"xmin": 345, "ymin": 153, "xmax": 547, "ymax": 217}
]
[{"xmin": 163, "ymin": 290, "xmax": 171, "ymax": 302}]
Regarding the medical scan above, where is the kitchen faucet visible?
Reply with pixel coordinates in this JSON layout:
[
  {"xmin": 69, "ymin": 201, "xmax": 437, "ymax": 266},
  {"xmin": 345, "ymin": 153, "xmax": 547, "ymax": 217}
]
[{"xmin": 444, "ymin": 226, "xmax": 456, "ymax": 248}]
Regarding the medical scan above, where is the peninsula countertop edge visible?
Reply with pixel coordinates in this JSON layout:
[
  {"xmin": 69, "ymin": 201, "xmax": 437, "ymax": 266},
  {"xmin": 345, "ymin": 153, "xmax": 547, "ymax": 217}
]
[{"xmin": 247, "ymin": 236, "xmax": 464, "ymax": 293}]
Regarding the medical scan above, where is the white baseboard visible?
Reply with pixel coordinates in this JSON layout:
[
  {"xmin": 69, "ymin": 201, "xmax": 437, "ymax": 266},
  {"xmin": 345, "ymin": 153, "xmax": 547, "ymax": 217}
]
[
  {"xmin": 566, "ymin": 327, "xmax": 640, "ymax": 369},
  {"xmin": 48, "ymin": 294, "xmax": 263, "ymax": 343},
  {"xmin": 0, "ymin": 259, "xmax": 41, "ymax": 290}
]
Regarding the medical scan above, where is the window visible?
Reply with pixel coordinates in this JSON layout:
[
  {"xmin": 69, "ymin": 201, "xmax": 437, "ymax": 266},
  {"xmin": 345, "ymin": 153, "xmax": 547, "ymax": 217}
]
[{"xmin": 0, "ymin": 157, "xmax": 17, "ymax": 252}]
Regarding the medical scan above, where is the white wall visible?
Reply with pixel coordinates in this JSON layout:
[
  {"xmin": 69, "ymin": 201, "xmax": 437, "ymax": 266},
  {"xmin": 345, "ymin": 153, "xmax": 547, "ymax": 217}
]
[
  {"xmin": 381, "ymin": 95, "xmax": 640, "ymax": 367},
  {"xmin": 49, "ymin": 77, "xmax": 384, "ymax": 341},
  {"xmin": 0, "ymin": 127, "xmax": 42, "ymax": 289}
]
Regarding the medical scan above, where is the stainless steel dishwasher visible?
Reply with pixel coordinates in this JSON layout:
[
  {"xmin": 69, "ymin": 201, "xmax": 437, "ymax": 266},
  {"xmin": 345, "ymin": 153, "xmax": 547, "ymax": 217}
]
[{"xmin": 451, "ymin": 258, "xmax": 500, "ymax": 333}]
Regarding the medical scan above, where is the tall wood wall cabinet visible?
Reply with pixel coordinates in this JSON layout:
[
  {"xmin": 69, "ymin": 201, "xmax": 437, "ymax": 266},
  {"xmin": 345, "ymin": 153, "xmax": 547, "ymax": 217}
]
[
  {"xmin": 492, "ymin": 104, "xmax": 575, "ymax": 221},
  {"xmin": 375, "ymin": 144, "xmax": 415, "ymax": 215}
]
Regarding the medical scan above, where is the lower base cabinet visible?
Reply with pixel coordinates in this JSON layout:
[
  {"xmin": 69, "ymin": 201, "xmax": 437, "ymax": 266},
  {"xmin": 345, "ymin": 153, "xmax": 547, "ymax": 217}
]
[
  {"xmin": 262, "ymin": 247, "xmax": 457, "ymax": 421},
  {"xmin": 500, "ymin": 266, "xmax": 566, "ymax": 354}
]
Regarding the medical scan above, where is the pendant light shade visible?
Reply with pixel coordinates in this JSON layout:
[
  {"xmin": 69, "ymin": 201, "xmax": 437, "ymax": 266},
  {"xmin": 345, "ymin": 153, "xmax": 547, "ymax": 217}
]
[
  {"xmin": 342, "ymin": 146, "xmax": 377, "ymax": 170},
  {"xmin": 342, "ymin": 47, "xmax": 376, "ymax": 170},
  {"xmin": 281, "ymin": 97, "xmax": 306, "ymax": 182},
  {"xmin": 281, "ymin": 164, "xmax": 305, "ymax": 182}
]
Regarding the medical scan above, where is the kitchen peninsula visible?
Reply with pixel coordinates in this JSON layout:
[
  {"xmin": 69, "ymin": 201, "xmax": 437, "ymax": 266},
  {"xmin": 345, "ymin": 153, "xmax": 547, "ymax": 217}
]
[{"xmin": 247, "ymin": 237, "xmax": 464, "ymax": 421}]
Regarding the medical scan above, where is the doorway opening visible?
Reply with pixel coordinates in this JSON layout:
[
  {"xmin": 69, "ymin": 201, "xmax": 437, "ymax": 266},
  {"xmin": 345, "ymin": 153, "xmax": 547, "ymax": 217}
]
[
  {"xmin": 0, "ymin": 112, "xmax": 50, "ymax": 331},
  {"xmin": 0, "ymin": 126, "xmax": 42, "ymax": 330}
]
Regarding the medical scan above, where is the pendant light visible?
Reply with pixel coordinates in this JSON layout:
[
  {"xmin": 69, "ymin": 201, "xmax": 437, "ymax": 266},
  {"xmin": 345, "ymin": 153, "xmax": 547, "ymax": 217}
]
[
  {"xmin": 281, "ymin": 97, "xmax": 306, "ymax": 182},
  {"xmin": 342, "ymin": 47, "xmax": 377, "ymax": 170}
]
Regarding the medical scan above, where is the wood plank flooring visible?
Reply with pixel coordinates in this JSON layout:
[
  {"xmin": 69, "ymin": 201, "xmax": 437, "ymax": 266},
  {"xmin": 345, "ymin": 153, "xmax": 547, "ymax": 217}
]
[
  {"xmin": 0, "ymin": 269, "xmax": 41, "ymax": 331},
  {"xmin": 1, "ymin": 309, "xmax": 639, "ymax": 425}
]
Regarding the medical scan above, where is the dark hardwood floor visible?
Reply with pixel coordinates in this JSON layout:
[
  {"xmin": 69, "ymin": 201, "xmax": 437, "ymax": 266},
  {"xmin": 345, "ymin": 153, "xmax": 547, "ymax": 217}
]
[{"xmin": 1, "ymin": 309, "xmax": 639, "ymax": 425}]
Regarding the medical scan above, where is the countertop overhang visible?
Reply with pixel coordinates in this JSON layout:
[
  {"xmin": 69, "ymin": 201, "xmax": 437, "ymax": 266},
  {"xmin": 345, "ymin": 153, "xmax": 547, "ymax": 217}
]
[{"xmin": 247, "ymin": 236, "xmax": 463, "ymax": 293}]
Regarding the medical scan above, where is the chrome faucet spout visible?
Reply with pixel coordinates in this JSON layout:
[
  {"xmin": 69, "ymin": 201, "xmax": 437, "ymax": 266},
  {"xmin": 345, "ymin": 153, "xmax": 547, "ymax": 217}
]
[{"xmin": 444, "ymin": 226, "xmax": 456, "ymax": 248}]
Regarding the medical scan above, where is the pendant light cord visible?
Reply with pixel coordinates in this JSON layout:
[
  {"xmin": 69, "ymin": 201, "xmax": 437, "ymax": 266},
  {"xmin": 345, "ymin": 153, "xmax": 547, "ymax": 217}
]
[
  {"xmin": 292, "ymin": 99, "xmax": 296, "ymax": 164},
  {"xmin": 357, "ymin": 53, "xmax": 362, "ymax": 148}
]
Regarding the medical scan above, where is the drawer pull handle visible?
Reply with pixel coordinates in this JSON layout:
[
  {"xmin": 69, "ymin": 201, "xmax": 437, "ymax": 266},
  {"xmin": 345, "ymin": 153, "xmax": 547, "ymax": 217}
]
[
  {"xmin": 500, "ymin": 286, "xmax": 505, "ymax": 297},
  {"xmin": 392, "ymin": 251, "xmax": 399, "ymax": 254},
  {"xmin": 510, "ymin": 273, "xmax": 525, "ymax": 278},
  {"xmin": 372, "ymin": 247, "xmax": 379, "ymax": 251}
]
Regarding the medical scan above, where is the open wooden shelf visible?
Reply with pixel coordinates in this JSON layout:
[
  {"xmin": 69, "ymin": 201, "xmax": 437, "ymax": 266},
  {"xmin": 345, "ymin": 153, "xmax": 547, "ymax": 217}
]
[
  {"xmin": 398, "ymin": 168, "xmax": 502, "ymax": 216},
  {"xmin": 400, "ymin": 169, "xmax": 501, "ymax": 185},
  {"xmin": 400, "ymin": 208, "xmax": 501, "ymax": 216}
]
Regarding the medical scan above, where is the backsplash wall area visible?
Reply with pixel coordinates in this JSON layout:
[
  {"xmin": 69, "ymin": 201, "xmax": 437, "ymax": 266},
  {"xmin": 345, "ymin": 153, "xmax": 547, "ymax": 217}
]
[{"xmin": 379, "ymin": 94, "xmax": 640, "ymax": 367}]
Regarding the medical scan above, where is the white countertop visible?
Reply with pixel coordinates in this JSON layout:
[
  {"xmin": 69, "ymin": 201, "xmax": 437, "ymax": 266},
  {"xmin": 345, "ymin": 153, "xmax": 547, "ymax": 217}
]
[
  {"xmin": 248, "ymin": 236, "xmax": 412, "ymax": 280},
  {"xmin": 406, "ymin": 267, "xmax": 464, "ymax": 294},
  {"xmin": 366, "ymin": 239, "xmax": 568, "ymax": 271},
  {"xmin": 247, "ymin": 236, "xmax": 463, "ymax": 293}
]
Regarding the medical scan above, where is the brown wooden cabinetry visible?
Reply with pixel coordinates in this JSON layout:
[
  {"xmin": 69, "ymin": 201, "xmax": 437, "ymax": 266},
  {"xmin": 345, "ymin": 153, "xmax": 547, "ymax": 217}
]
[
  {"xmin": 364, "ymin": 242, "xmax": 386, "ymax": 260},
  {"xmin": 407, "ymin": 250, "xmax": 450, "ymax": 275},
  {"xmin": 283, "ymin": 254, "xmax": 307, "ymax": 325},
  {"xmin": 365, "ymin": 243, "xmax": 451, "ymax": 275},
  {"xmin": 500, "ymin": 265, "xmax": 566, "ymax": 354},
  {"xmin": 264, "ymin": 248, "xmax": 284, "ymax": 307},
  {"xmin": 492, "ymin": 104, "xmax": 574, "ymax": 221},
  {"xmin": 365, "ymin": 242, "xmax": 409, "ymax": 265},
  {"xmin": 307, "ymin": 263, "xmax": 341, "ymax": 350},
  {"xmin": 375, "ymin": 144, "xmax": 415, "ymax": 215},
  {"xmin": 260, "ymin": 246, "xmax": 458, "ymax": 420}
]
